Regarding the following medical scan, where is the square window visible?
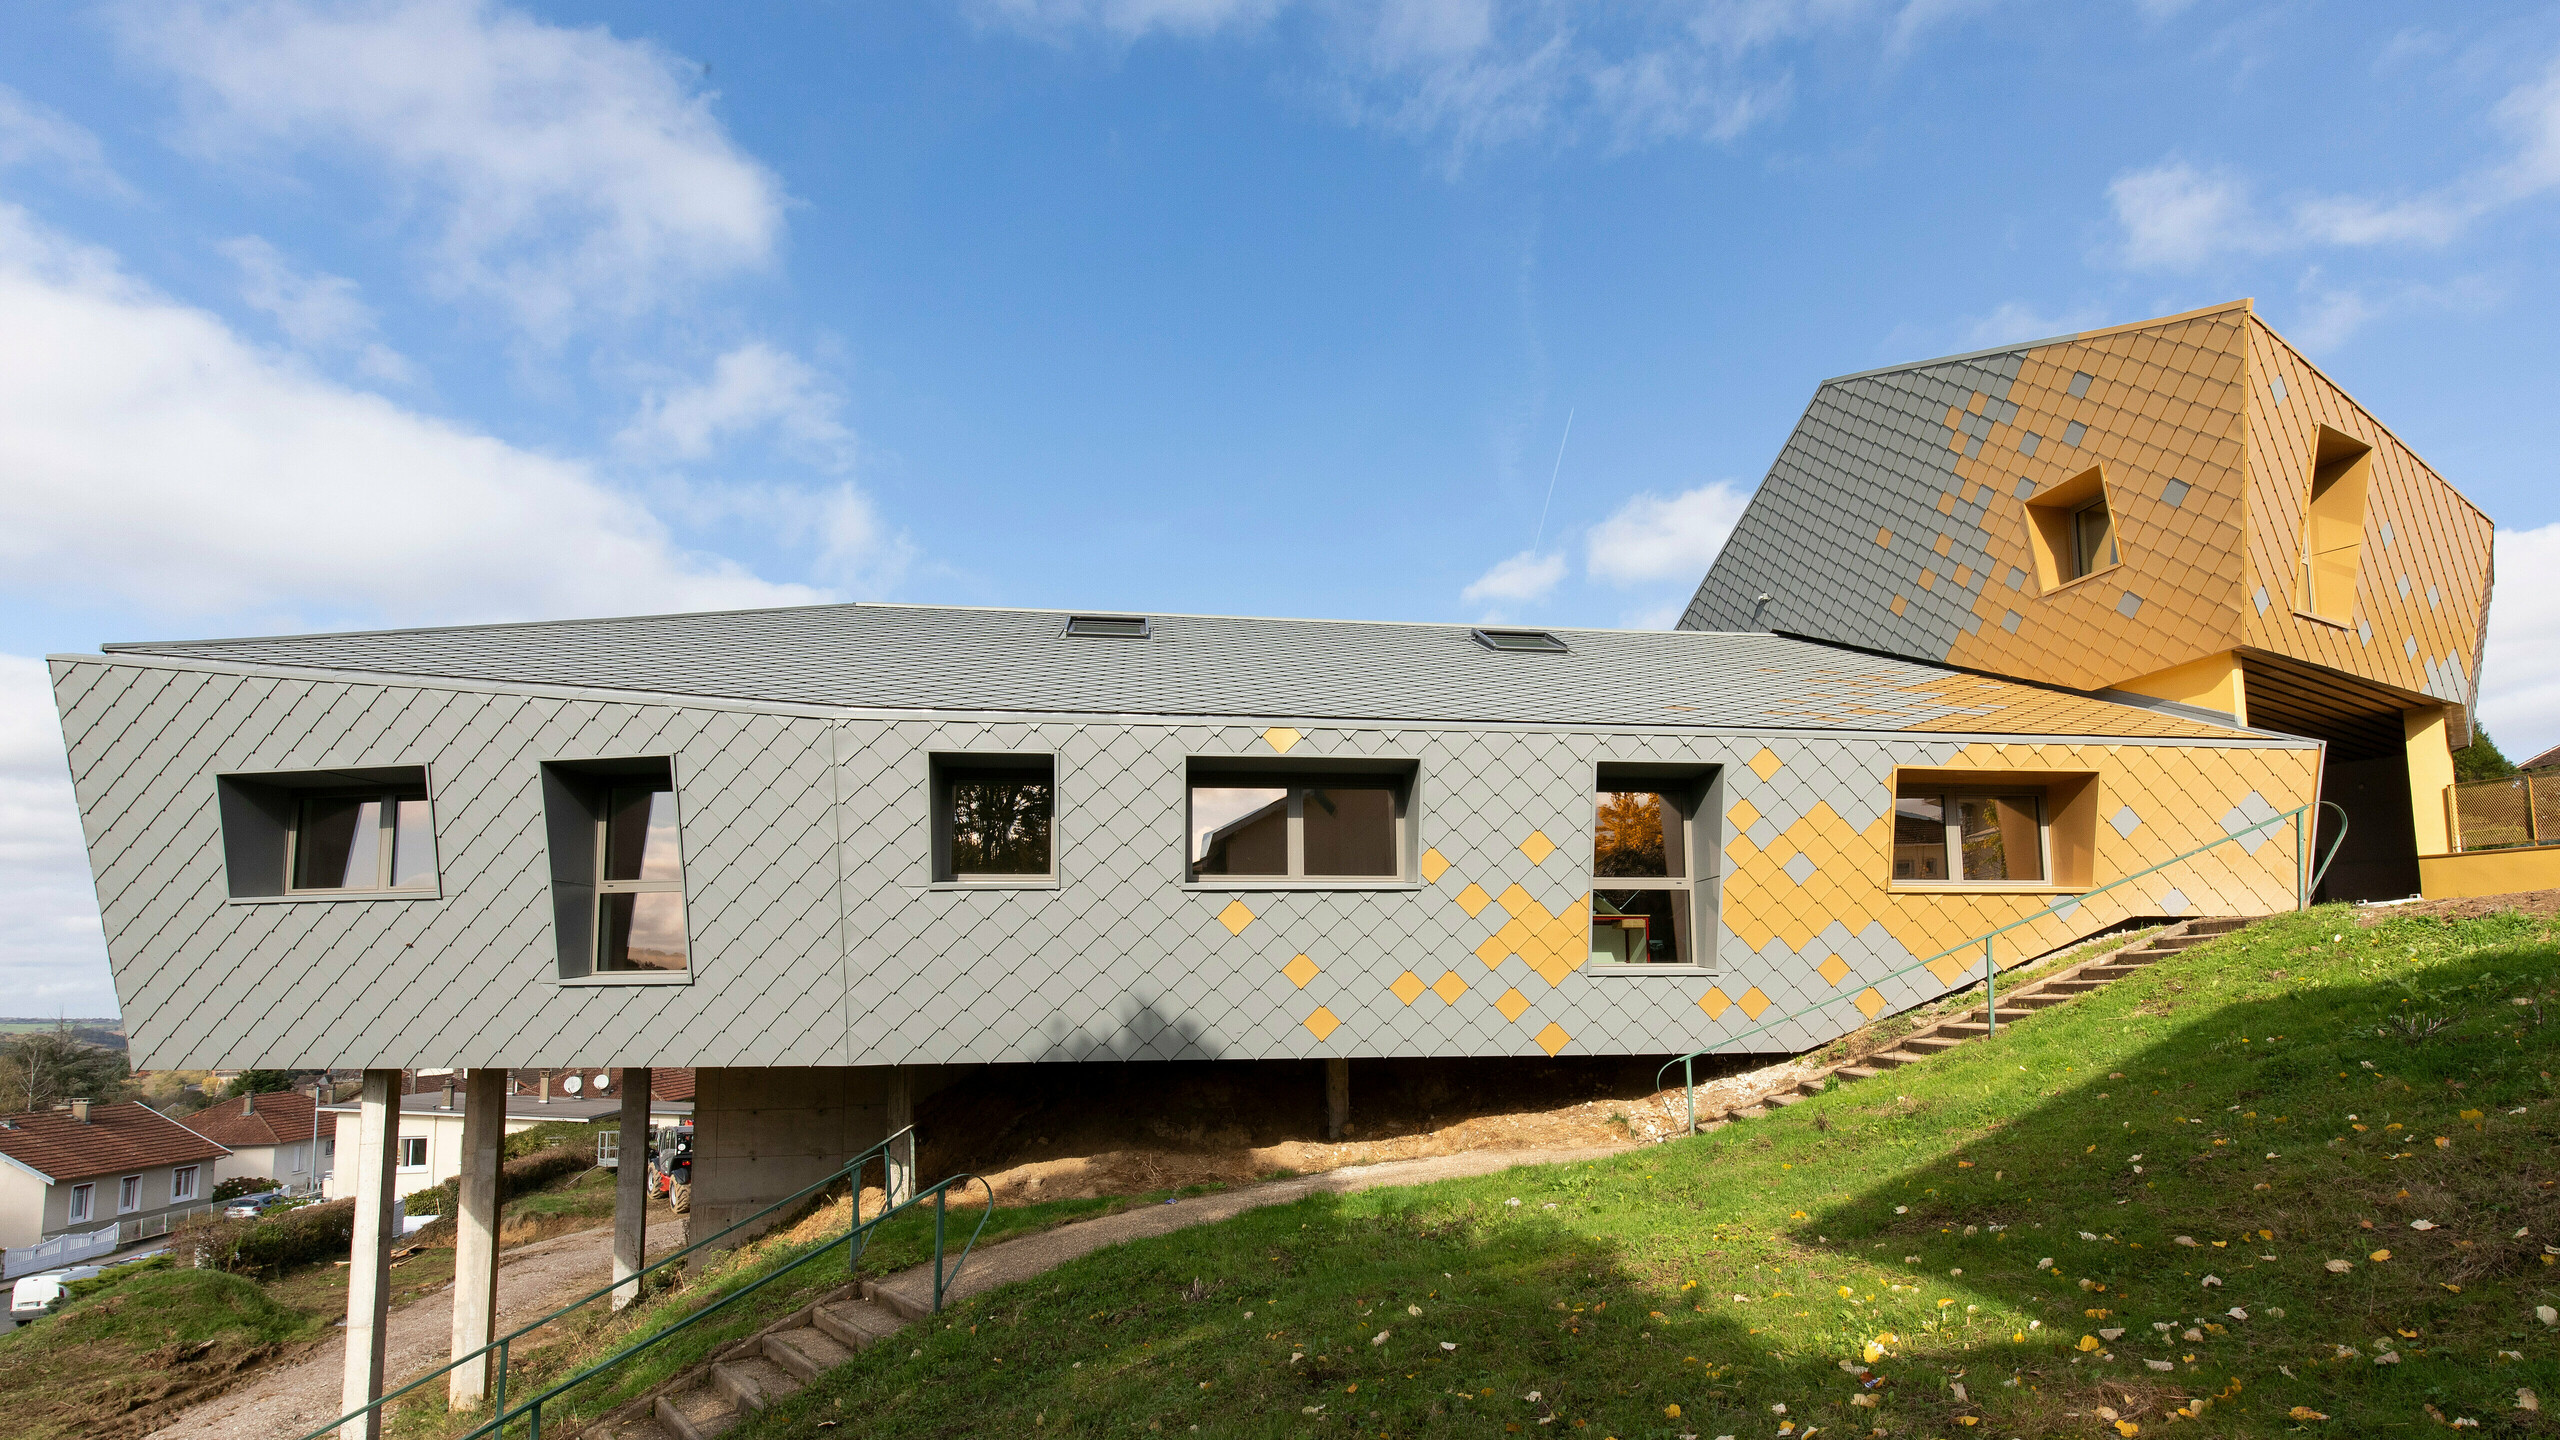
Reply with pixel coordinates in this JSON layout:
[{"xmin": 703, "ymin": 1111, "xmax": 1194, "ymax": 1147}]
[
  {"xmin": 216, "ymin": 766, "xmax": 437, "ymax": 899},
  {"xmin": 1186, "ymin": 764, "xmax": 1411, "ymax": 881},
  {"xmin": 2021, "ymin": 467, "xmax": 2121, "ymax": 589},
  {"xmin": 398, "ymin": 1137, "xmax": 428, "ymax": 1169},
  {"xmin": 172, "ymin": 1166, "xmax": 199, "ymax": 1202},
  {"xmin": 540, "ymin": 758, "xmax": 689, "ymax": 980},
  {"xmin": 931, "ymin": 755, "xmax": 1055, "ymax": 882}
]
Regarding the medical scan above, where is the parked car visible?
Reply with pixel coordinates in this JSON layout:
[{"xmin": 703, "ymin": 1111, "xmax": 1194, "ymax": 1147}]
[
  {"xmin": 222, "ymin": 1191, "xmax": 291, "ymax": 1219},
  {"xmin": 10, "ymin": 1265, "xmax": 103, "ymax": 1323}
]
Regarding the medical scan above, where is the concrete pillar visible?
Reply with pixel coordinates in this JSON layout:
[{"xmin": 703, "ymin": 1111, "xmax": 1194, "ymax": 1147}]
[
  {"xmin": 1324, "ymin": 1058, "xmax": 1349, "ymax": 1141},
  {"xmin": 688, "ymin": 1067, "xmax": 888, "ymax": 1243},
  {"xmin": 613, "ymin": 1068, "xmax": 651, "ymax": 1310},
  {"xmin": 883, "ymin": 1066, "xmax": 915, "ymax": 1208},
  {"xmin": 338, "ymin": 1069, "xmax": 400, "ymax": 1440},
  {"xmin": 447, "ymin": 1068, "xmax": 505, "ymax": 1408}
]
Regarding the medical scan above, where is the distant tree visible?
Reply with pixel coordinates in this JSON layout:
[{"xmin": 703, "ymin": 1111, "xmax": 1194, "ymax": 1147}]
[
  {"xmin": 228, "ymin": 1069, "xmax": 301, "ymax": 1097},
  {"xmin": 1595, "ymin": 791, "xmax": 1667, "ymax": 877},
  {"xmin": 2453, "ymin": 725, "xmax": 2518, "ymax": 783},
  {"xmin": 0, "ymin": 1023, "xmax": 132, "ymax": 1114}
]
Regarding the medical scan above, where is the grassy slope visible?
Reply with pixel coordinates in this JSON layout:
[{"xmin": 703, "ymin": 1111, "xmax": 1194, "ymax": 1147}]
[
  {"xmin": 0, "ymin": 1269, "xmax": 322, "ymax": 1440},
  {"xmin": 721, "ymin": 905, "xmax": 2560, "ymax": 1438}
]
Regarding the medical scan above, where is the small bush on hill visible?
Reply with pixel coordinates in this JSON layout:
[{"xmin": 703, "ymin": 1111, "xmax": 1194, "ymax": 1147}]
[
  {"xmin": 210, "ymin": 1176, "xmax": 277, "ymax": 1202},
  {"xmin": 172, "ymin": 1197, "xmax": 357, "ymax": 1278},
  {"xmin": 409, "ymin": 1144, "xmax": 596, "ymax": 1244}
]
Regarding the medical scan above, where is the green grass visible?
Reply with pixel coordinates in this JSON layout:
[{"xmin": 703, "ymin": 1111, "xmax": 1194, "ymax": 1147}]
[
  {"xmin": 0, "ymin": 1268, "xmax": 322, "ymax": 1440},
  {"xmin": 710, "ymin": 905, "xmax": 2560, "ymax": 1438}
]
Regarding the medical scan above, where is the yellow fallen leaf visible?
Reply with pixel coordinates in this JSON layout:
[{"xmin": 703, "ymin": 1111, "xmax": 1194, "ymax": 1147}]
[
  {"xmin": 2371, "ymin": 1249, "xmax": 2392, "ymax": 1262},
  {"xmin": 2436, "ymin": 1137, "xmax": 2451, "ymax": 1148},
  {"xmin": 2078, "ymin": 1335, "xmax": 2103, "ymax": 1352},
  {"xmin": 2117, "ymin": 1422, "xmax": 2140, "ymax": 1437},
  {"xmin": 1664, "ymin": 1404, "xmax": 1681, "ymax": 1418},
  {"xmin": 2290, "ymin": 1406, "xmax": 2330, "ymax": 1421}
]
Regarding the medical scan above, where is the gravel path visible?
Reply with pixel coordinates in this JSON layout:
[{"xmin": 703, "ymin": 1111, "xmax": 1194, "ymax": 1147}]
[{"xmin": 145, "ymin": 1222, "xmax": 683, "ymax": 1440}]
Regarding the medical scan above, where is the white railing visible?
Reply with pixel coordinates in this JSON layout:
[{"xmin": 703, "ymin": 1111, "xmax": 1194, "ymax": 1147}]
[{"xmin": 2, "ymin": 1221, "xmax": 119, "ymax": 1279}]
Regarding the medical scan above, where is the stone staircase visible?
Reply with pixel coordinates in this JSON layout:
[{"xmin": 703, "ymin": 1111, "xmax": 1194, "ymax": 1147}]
[
  {"xmin": 585, "ymin": 1279, "xmax": 926, "ymax": 1439},
  {"xmin": 1684, "ymin": 916, "xmax": 2248, "ymax": 1132}
]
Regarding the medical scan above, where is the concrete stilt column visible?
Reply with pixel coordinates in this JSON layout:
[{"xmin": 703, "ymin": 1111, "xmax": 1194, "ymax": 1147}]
[
  {"xmin": 613, "ymin": 1068, "xmax": 651, "ymax": 1310},
  {"xmin": 884, "ymin": 1065, "xmax": 915, "ymax": 1208},
  {"xmin": 338, "ymin": 1068, "xmax": 400, "ymax": 1440},
  {"xmin": 1324, "ymin": 1058, "xmax": 1349, "ymax": 1141},
  {"xmin": 447, "ymin": 1068, "xmax": 505, "ymax": 1408}
]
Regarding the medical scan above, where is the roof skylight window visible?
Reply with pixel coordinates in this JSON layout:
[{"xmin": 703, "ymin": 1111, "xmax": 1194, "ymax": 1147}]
[
  {"xmin": 1471, "ymin": 628, "xmax": 1568, "ymax": 654},
  {"xmin": 1064, "ymin": 615, "xmax": 1150, "ymax": 639}
]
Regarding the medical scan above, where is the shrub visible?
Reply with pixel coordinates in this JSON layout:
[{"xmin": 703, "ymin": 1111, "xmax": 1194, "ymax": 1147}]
[
  {"xmin": 503, "ymin": 1119, "xmax": 614, "ymax": 1161},
  {"xmin": 173, "ymin": 1196, "xmax": 358, "ymax": 1277},
  {"xmin": 211, "ymin": 1176, "xmax": 280, "ymax": 1202},
  {"xmin": 403, "ymin": 1184, "xmax": 446, "ymax": 1216},
  {"xmin": 409, "ymin": 1144, "xmax": 597, "ymax": 1245}
]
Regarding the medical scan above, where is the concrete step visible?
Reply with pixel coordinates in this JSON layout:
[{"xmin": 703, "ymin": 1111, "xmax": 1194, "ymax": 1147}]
[
  {"xmin": 1902, "ymin": 1036, "xmax": 1962, "ymax": 1052},
  {"xmin": 765, "ymin": 1324, "xmax": 855, "ymax": 1384},
  {"xmin": 863, "ymin": 1279, "xmax": 936, "ymax": 1324},
  {"xmin": 588, "ymin": 1416, "xmax": 676, "ymax": 1440},
  {"xmin": 1866, "ymin": 1051, "xmax": 1927, "ymax": 1069},
  {"xmin": 2187, "ymin": 918, "xmax": 2247, "ymax": 934},
  {"xmin": 1835, "ymin": 1064, "xmax": 1885, "ymax": 1081},
  {"xmin": 2009, "ymin": 992, "xmax": 2073, "ymax": 1009},
  {"xmin": 2108, "ymin": 950, "xmax": 2168, "ymax": 966},
  {"xmin": 2083, "ymin": 964, "xmax": 2149, "ymax": 980},
  {"xmin": 1729, "ymin": 1104, "xmax": 1769, "ymax": 1120},
  {"xmin": 711, "ymin": 1354, "xmax": 799, "ymax": 1412},
  {"xmin": 813, "ymin": 1297, "xmax": 905, "ymax": 1352},
  {"xmin": 655, "ymin": 1384, "xmax": 742, "ymax": 1440},
  {"xmin": 2041, "ymin": 977, "xmax": 2105, "ymax": 993},
  {"xmin": 1763, "ymin": 1091, "xmax": 1807, "ymax": 1108},
  {"xmin": 1937, "ymin": 1021, "xmax": 1991, "ymax": 1037}
]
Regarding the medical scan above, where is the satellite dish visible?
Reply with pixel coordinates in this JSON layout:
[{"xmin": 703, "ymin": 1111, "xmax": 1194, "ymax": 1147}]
[
  {"xmin": 593, "ymin": 1072, "xmax": 611, "ymax": 1090},
  {"xmin": 561, "ymin": 1075, "xmax": 582, "ymax": 1094}
]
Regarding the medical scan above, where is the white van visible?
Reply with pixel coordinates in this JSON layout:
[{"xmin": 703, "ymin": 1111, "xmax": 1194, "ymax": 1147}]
[{"xmin": 9, "ymin": 1265, "xmax": 103, "ymax": 1322}]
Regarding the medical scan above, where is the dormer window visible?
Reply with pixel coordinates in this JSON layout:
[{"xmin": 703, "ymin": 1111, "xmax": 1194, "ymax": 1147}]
[
  {"xmin": 2022, "ymin": 466, "xmax": 2121, "ymax": 590},
  {"xmin": 2298, "ymin": 426, "xmax": 2374, "ymax": 624}
]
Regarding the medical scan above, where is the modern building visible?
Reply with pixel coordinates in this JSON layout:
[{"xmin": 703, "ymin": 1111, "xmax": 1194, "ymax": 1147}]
[
  {"xmin": 175, "ymin": 1089, "xmax": 336, "ymax": 1196},
  {"xmin": 44, "ymin": 300, "xmax": 2510, "ymax": 1422},
  {"xmin": 0, "ymin": 1101, "xmax": 230, "ymax": 1253}
]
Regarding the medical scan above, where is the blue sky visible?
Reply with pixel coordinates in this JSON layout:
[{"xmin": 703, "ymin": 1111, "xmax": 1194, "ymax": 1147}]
[{"xmin": 5, "ymin": 0, "xmax": 2559, "ymax": 1014}]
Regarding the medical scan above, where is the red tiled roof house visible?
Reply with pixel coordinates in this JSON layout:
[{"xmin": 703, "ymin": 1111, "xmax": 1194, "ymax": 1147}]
[
  {"xmin": 176, "ymin": 1090, "xmax": 336, "ymax": 1196},
  {"xmin": 0, "ymin": 1100, "xmax": 231, "ymax": 1251}
]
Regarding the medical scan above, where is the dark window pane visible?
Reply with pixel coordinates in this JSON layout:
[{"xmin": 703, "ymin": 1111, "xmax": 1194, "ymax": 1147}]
[
  {"xmin": 604, "ymin": 787, "xmax": 681, "ymax": 882},
  {"xmin": 295, "ymin": 797, "xmax": 381, "ymax": 888},
  {"xmin": 1596, "ymin": 791, "xmax": 1673, "ymax": 877},
  {"xmin": 1958, "ymin": 795, "xmax": 2043, "ymax": 882},
  {"xmin": 1892, "ymin": 794, "xmax": 1947, "ymax": 881},
  {"xmin": 1303, "ymin": 786, "xmax": 1396, "ymax": 876},
  {"xmin": 1192, "ymin": 787, "xmax": 1288, "ymax": 875},
  {"xmin": 599, "ymin": 892, "xmax": 688, "ymax": 971},
  {"xmin": 390, "ymin": 799, "xmax": 434, "ymax": 887},
  {"xmin": 950, "ymin": 776, "xmax": 1053, "ymax": 874},
  {"xmin": 1592, "ymin": 888, "xmax": 1690, "ymax": 964}
]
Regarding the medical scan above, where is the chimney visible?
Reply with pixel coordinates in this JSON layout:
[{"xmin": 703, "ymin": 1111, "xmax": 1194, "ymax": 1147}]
[
  {"xmin": 70, "ymin": 1099, "xmax": 90, "ymax": 1123},
  {"xmin": 243, "ymin": 1094, "xmax": 255, "ymax": 1117},
  {"xmin": 441, "ymin": 1079, "xmax": 456, "ymax": 1111}
]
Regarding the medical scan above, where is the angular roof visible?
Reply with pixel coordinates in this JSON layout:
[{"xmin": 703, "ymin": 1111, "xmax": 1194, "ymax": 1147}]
[
  {"xmin": 98, "ymin": 603, "xmax": 2263, "ymax": 741},
  {"xmin": 0, "ymin": 1102, "xmax": 230, "ymax": 1184},
  {"xmin": 175, "ymin": 1090, "xmax": 334, "ymax": 1149}
]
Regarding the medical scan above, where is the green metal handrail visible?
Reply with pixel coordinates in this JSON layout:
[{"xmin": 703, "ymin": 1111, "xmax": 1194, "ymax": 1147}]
[
  {"xmin": 472, "ymin": 1168, "xmax": 994, "ymax": 1439},
  {"xmin": 298, "ymin": 1123, "xmax": 954, "ymax": 1440},
  {"xmin": 1653, "ymin": 799, "xmax": 2350, "ymax": 1134}
]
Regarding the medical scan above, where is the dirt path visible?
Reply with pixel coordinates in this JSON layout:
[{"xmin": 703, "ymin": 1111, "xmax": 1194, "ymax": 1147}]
[
  {"xmin": 145, "ymin": 1222, "xmax": 684, "ymax": 1440},
  {"xmin": 872, "ymin": 1144, "xmax": 1631, "ymax": 1314}
]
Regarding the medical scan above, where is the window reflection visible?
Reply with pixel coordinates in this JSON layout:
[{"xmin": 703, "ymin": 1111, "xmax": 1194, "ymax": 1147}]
[
  {"xmin": 1192, "ymin": 787, "xmax": 1288, "ymax": 875},
  {"xmin": 949, "ymin": 775, "xmax": 1053, "ymax": 875},
  {"xmin": 1304, "ymin": 787, "xmax": 1396, "ymax": 876}
]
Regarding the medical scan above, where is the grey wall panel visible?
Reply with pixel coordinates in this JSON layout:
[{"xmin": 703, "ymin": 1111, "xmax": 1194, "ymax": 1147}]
[{"xmin": 58, "ymin": 655, "xmax": 2314, "ymax": 1074}]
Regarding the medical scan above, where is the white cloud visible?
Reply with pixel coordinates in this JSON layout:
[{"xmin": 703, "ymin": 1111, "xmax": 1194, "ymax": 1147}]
[
  {"xmin": 1960, "ymin": 299, "xmax": 2109, "ymax": 348},
  {"xmin": 2480, "ymin": 522, "xmax": 2560, "ymax": 762},
  {"xmin": 123, "ymin": 0, "xmax": 786, "ymax": 334},
  {"xmin": 0, "ymin": 84, "xmax": 126, "ymax": 192},
  {"xmin": 976, "ymin": 0, "xmax": 1984, "ymax": 159},
  {"xmin": 2110, "ymin": 51, "xmax": 2560, "ymax": 270},
  {"xmin": 0, "ymin": 656, "xmax": 111, "ymax": 1016},
  {"xmin": 620, "ymin": 343, "xmax": 852, "ymax": 467},
  {"xmin": 1461, "ymin": 548, "xmax": 1567, "ymax": 604},
  {"xmin": 221, "ymin": 235, "xmax": 416, "ymax": 383},
  {"xmin": 0, "ymin": 201, "xmax": 828, "ymax": 625},
  {"xmin": 1584, "ymin": 480, "xmax": 1750, "ymax": 586}
]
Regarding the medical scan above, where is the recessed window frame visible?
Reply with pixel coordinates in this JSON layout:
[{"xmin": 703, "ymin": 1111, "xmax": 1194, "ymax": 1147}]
[
  {"xmin": 397, "ymin": 1136, "xmax": 428, "ymax": 1170},
  {"xmin": 930, "ymin": 752, "xmax": 1059, "ymax": 889},
  {"xmin": 541, "ymin": 755, "xmax": 695, "ymax": 987},
  {"xmin": 68, "ymin": 1182, "xmax": 93, "ymax": 1223},
  {"xmin": 171, "ymin": 1166, "xmax": 199, "ymax": 1203},
  {"xmin": 1886, "ymin": 768, "xmax": 2100, "ymax": 894},
  {"xmin": 1892, "ymin": 787, "xmax": 2050, "ymax": 887},
  {"xmin": 1584, "ymin": 762, "xmax": 1721, "ymax": 975},
  {"xmin": 1180, "ymin": 756, "xmax": 1420, "ymax": 891},
  {"xmin": 117, "ymin": 1174, "xmax": 141, "ymax": 1214},
  {"xmin": 1064, "ymin": 615, "xmax": 1150, "ymax": 639},
  {"xmin": 216, "ymin": 765, "xmax": 440, "ymax": 903},
  {"xmin": 2294, "ymin": 424, "xmax": 2374, "ymax": 627},
  {"xmin": 2020, "ymin": 466, "xmax": 2125, "ymax": 595}
]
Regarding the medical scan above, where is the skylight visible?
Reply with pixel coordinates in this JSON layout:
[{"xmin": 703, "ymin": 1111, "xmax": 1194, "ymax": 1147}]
[
  {"xmin": 1064, "ymin": 615, "xmax": 1150, "ymax": 639},
  {"xmin": 1471, "ymin": 628, "xmax": 1568, "ymax": 654}
]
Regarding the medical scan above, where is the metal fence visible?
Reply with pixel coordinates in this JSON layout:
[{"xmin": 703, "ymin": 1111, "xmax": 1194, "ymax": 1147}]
[
  {"xmin": 2, "ymin": 1222, "xmax": 119, "ymax": 1279},
  {"xmin": 118, "ymin": 1201, "xmax": 216, "ymax": 1245},
  {"xmin": 2449, "ymin": 771, "xmax": 2560, "ymax": 852}
]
